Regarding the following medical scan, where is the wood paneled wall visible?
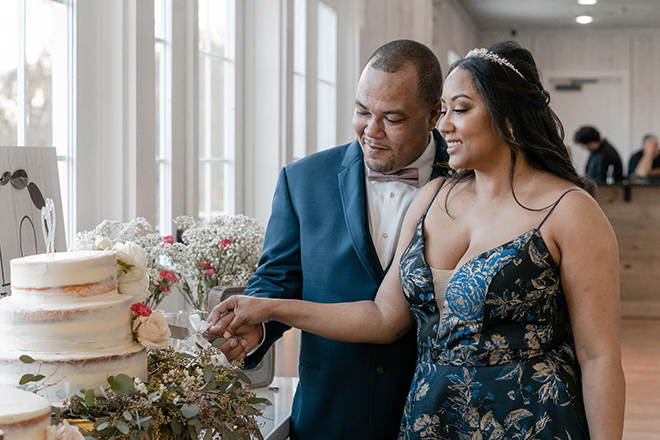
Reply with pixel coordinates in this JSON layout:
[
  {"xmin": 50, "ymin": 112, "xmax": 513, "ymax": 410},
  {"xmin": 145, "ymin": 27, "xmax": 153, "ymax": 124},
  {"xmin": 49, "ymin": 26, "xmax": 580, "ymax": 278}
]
[{"xmin": 598, "ymin": 185, "xmax": 660, "ymax": 317}]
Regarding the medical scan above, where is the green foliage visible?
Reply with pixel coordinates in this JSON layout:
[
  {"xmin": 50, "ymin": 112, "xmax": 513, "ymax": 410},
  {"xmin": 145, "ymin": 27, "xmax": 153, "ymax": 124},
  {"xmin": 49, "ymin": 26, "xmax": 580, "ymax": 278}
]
[{"xmin": 58, "ymin": 347, "xmax": 271, "ymax": 440}]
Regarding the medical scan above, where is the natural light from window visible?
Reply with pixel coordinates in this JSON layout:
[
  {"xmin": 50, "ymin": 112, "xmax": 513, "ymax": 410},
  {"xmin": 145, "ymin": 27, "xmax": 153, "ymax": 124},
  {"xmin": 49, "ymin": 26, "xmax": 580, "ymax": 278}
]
[
  {"xmin": 316, "ymin": 1, "xmax": 337, "ymax": 152},
  {"xmin": 155, "ymin": 0, "xmax": 172, "ymax": 234},
  {"xmin": 0, "ymin": 0, "xmax": 71, "ymax": 242},
  {"xmin": 198, "ymin": 0, "xmax": 236, "ymax": 222}
]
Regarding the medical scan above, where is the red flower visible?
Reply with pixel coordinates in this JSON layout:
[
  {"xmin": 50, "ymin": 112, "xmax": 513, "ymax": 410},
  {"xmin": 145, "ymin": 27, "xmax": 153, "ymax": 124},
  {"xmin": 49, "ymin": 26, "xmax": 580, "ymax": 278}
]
[
  {"xmin": 202, "ymin": 267, "xmax": 216, "ymax": 277},
  {"xmin": 220, "ymin": 239, "xmax": 234, "ymax": 249},
  {"xmin": 159, "ymin": 269, "xmax": 178, "ymax": 283},
  {"xmin": 197, "ymin": 260, "xmax": 212, "ymax": 270},
  {"xmin": 160, "ymin": 235, "xmax": 175, "ymax": 247},
  {"xmin": 159, "ymin": 283, "xmax": 171, "ymax": 292},
  {"xmin": 131, "ymin": 302, "xmax": 152, "ymax": 317}
]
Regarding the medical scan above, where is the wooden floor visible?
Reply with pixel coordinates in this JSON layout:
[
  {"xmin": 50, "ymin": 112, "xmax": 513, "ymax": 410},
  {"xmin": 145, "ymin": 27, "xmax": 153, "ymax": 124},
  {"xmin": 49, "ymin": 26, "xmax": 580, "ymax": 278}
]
[{"xmin": 622, "ymin": 316, "xmax": 660, "ymax": 439}]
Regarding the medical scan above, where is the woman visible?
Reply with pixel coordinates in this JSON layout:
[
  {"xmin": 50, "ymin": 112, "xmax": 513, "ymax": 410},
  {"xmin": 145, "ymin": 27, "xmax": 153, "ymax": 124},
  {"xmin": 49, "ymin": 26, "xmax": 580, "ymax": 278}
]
[{"xmin": 208, "ymin": 41, "xmax": 625, "ymax": 439}]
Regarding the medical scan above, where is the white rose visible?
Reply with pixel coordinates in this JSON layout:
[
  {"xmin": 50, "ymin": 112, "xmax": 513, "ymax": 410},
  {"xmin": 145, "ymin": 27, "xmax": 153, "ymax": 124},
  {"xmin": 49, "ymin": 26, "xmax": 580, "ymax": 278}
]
[
  {"xmin": 113, "ymin": 241, "xmax": 148, "ymax": 283},
  {"xmin": 133, "ymin": 312, "xmax": 171, "ymax": 349},
  {"xmin": 47, "ymin": 420, "xmax": 84, "ymax": 440},
  {"xmin": 94, "ymin": 235, "xmax": 112, "ymax": 250},
  {"xmin": 118, "ymin": 273, "xmax": 151, "ymax": 303}
]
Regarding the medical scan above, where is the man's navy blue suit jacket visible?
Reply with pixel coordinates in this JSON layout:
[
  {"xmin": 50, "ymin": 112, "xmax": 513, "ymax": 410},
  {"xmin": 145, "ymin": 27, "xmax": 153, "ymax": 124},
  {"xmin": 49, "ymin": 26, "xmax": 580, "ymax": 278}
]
[{"xmin": 244, "ymin": 129, "xmax": 449, "ymax": 440}]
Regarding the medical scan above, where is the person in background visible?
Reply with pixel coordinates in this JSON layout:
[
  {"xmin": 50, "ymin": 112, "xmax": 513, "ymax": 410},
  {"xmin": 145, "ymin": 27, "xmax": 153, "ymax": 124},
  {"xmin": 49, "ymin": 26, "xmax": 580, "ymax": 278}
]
[
  {"xmin": 210, "ymin": 41, "xmax": 625, "ymax": 440},
  {"xmin": 210, "ymin": 39, "xmax": 450, "ymax": 440},
  {"xmin": 574, "ymin": 125, "xmax": 624, "ymax": 184},
  {"xmin": 628, "ymin": 134, "xmax": 660, "ymax": 180}
]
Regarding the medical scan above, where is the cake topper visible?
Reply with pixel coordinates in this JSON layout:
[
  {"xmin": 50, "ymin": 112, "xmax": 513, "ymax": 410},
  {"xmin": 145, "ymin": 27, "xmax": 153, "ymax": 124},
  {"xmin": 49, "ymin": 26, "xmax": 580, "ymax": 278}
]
[{"xmin": 41, "ymin": 198, "xmax": 56, "ymax": 256}]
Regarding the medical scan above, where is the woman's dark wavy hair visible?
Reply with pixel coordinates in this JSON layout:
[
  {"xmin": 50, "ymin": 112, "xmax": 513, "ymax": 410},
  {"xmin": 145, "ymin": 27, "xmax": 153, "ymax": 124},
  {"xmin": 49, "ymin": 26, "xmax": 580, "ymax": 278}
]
[{"xmin": 445, "ymin": 41, "xmax": 596, "ymax": 208}]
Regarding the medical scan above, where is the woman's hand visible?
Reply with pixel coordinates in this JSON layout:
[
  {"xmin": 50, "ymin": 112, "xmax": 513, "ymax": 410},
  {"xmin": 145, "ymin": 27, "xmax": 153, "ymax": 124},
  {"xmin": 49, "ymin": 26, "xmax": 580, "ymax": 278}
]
[{"xmin": 207, "ymin": 296, "xmax": 274, "ymax": 339}]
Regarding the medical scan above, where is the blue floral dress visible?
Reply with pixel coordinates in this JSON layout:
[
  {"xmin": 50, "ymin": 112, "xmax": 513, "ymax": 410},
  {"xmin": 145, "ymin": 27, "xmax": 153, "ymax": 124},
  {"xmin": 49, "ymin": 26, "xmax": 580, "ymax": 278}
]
[{"xmin": 397, "ymin": 189, "xmax": 589, "ymax": 439}]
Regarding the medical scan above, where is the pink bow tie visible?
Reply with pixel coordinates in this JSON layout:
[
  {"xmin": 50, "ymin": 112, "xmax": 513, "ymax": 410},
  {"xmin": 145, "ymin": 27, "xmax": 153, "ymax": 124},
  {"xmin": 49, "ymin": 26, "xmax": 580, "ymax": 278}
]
[{"xmin": 367, "ymin": 168, "xmax": 419, "ymax": 187}]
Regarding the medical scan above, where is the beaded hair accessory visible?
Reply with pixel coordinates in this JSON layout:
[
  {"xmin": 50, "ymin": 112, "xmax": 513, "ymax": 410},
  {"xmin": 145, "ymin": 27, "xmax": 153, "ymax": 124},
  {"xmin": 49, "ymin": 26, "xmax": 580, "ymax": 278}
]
[{"xmin": 465, "ymin": 48, "xmax": 525, "ymax": 80}]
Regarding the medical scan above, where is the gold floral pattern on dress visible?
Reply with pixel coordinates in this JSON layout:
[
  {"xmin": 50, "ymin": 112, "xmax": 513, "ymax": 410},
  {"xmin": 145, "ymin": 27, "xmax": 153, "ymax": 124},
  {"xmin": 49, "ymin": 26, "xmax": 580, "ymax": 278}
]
[{"xmin": 397, "ymin": 190, "xmax": 589, "ymax": 440}]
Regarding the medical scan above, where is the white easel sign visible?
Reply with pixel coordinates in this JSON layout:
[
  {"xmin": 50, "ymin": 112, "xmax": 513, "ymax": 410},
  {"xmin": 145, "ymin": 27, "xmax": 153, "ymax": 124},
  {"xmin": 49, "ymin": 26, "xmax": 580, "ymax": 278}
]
[{"xmin": 0, "ymin": 147, "xmax": 66, "ymax": 296}]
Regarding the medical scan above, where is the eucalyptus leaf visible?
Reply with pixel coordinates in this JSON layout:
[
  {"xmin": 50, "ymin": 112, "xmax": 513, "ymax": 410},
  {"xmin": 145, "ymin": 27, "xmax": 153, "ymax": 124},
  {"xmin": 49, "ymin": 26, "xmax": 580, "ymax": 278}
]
[
  {"xmin": 85, "ymin": 389, "xmax": 96, "ymax": 407},
  {"xmin": 235, "ymin": 370, "xmax": 252, "ymax": 385},
  {"xmin": 18, "ymin": 374, "xmax": 34, "ymax": 385},
  {"xmin": 116, "ymin": 421, "xmax": 130, "ymax": 434},
  {"xmin": 123, "ymin": 410, "xmax": 133, "ymax": 421},
  {"xmin": 93, "ymin": 417, "xmax": 110, "ymax": 428},
  {"xmin": 180, "ymin": 403, "xmax": 200, "ymax": 419},
  {"xmin": 203, "ymin": 429, "xmax": 214, "ymax": 440},
  {"xmin": 203, "ymin": 364, "xmax": 213, "ymax": 383},
  {"xmin": 52, "ymin": 406, "xmax": 61, "ymax": 425},
  {"xmin": 32, "ymin": 374, "xmax": 45, "ymax": 382},
  {"xmin": 187, "ymin": 424, "xmax": 197, "ymax": 439},
  {"xmin": 19, "ymin": 354, "xmax": 34, "ymax": 364},
  {"xmin": 55, "ymin": 389, "xmax": 68, "ymax": 400},
  {"xmin": 96, "ymin": 422, "xmax": 109, "ymax": 431},
  {"xmin": 211, "ymin": 337, "xmax": 227, "ymax": 348},
  {"xmin": 171, "ymin": 416, "xmax": 183, "ymax": 434},
  {"xmin": 107, "ymin": 374, "xmax": 135, "ymax": 397},
  {"xmin": 247, "ymin": 397, "xmax": 271, "ymax": 405}
]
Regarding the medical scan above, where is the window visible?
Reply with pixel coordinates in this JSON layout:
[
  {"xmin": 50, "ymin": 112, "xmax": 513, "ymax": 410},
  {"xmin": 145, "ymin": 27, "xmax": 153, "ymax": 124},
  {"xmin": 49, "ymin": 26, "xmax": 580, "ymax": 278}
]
[
  {"xmin": 0, "ymin": 0, "xmax": 71, "ymax": 238},
  {"xmin": 155, "ymin": 0, "xmax": 172, "ymax": 234},
  {"xmin": 291, "ymin": 0, "xmax": 337, "ymax": 160},
  {"xmin": 198, "ymin": 0, "xmax": 236, "ymax": 221},
  {"xmin": 316, "ymin": 2, "xmax": 337, "ymax": 152},
  {"xmin": 292, "ymin": 0, "xmax": 306, "ymax": 161}
]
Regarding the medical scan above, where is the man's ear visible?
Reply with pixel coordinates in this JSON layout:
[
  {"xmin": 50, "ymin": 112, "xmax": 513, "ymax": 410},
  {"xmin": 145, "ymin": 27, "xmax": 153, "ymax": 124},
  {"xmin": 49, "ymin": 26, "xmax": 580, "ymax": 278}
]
[{"xmin": 429, "ymin": 101, "xmax": 442, "ymax": 128}]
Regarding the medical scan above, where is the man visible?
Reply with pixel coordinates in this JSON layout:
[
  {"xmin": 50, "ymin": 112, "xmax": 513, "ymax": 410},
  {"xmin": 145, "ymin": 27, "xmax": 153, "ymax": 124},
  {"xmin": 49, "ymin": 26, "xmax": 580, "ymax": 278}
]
[
  {"xmin": 628, "ymin": 134, "xmax": 660, "ymax": 180},
  {"xmin": 574, "ymin": 125, "xmax": 623, "ymax": 183},
  {"xmin": 208, "ymin": 40, "xmax": 450, "ymax": 439}
]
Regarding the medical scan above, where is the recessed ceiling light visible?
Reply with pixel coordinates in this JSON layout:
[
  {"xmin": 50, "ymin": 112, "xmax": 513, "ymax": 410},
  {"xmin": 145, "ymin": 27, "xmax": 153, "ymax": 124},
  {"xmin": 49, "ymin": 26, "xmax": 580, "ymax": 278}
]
[
  {"xmin": 576, "ymin": 15, "xmax": 594, "ymax": 24},
  {"xmin": 578, "ymin": 0, "xmax": 597, "ymax": 4}
]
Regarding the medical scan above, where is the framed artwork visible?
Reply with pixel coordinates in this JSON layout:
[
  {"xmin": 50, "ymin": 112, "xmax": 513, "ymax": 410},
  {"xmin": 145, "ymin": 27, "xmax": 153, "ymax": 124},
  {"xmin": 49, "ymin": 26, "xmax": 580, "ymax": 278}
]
[{"xmin": 0, "ymin": 147, "xmax": 66, "ymax": 296}]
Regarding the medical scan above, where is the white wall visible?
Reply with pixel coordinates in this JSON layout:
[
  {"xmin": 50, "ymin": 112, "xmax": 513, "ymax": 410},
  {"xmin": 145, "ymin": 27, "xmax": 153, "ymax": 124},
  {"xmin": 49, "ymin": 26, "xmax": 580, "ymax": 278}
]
[
  {"xmin": 431, "ymin": 0, "xmax": 479, "ymax": 75},
  {"xmin": 359, "ymin": 0, "xmax": 434, "ymax": 67},
  {"xmin": 478, "ymin": 28, "xmax": 660, "ymax": 167}
]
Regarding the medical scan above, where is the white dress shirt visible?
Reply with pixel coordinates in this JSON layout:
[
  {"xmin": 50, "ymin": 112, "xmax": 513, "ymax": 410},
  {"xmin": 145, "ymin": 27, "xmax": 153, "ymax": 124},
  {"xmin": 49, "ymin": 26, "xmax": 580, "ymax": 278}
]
[
  {"xmin": 366, "ymin": 134, "xmax": 436, "ymax": 269},
  {"xmin": 249, "ymin": 134, "xmax": 435, "ymax": 355}
]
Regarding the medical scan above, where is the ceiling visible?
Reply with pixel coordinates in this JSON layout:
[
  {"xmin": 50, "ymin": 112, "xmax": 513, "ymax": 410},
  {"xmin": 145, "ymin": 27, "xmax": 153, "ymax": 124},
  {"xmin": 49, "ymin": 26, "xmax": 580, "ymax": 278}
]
[{"xmin": 458, "ymin": 0, "xmax": 660, "ymax": 30}]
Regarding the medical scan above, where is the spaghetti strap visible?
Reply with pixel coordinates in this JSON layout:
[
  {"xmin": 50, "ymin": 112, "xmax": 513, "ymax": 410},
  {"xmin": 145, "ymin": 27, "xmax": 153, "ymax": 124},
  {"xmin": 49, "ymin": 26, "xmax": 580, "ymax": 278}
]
[
  {"xmin": 536, "ymin": 188, "xmax": 581, "ymax": 230},
  {"xmin": 422, "ymin": 179, "xmax": 446, "ymax": 218}
]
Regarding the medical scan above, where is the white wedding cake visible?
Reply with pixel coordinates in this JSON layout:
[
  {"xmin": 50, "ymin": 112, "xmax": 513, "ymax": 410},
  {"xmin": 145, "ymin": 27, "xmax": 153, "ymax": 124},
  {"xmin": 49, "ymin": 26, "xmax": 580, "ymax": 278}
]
[
  {"xmin": 0, "ymin": 387, "xmax": 51, "ymax": 440},
  {"xmin": 0, "ymin": 250, "xmax": 147, "ymax": 401}
]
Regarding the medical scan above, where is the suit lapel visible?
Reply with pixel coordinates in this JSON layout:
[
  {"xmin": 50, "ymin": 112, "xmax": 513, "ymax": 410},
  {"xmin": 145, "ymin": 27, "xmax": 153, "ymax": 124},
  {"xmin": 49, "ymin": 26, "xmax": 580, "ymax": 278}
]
[{"xmin": 338, "ymin": 141, "xmax": 384, "ymax": 285}]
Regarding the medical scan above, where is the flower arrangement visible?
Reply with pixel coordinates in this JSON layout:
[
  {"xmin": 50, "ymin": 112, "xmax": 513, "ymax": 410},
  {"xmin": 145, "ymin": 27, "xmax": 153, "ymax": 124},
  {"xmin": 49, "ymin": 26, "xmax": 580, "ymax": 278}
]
[
  {"xmin": 75, "ymin": 215, "xmax": 265, "ymax": 312},
  {"xmin": 18, "ymin": 344, "xmax": 269, "ymax": 440},
  {"xmin": 159, "ymin": 215, "xmax": 265, "ymax": 312},
  {"xmin": 74, "ymin": 218, "xmax": 180, "ymax": 309},
  {"xmin": 52, "ymin": 347, "xmax": 269, "ymax": 440}
]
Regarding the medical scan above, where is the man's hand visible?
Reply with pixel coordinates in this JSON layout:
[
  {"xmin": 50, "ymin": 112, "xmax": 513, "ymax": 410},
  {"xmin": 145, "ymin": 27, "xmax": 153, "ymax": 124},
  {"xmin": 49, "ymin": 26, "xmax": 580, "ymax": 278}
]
[{"xmin": 207, "ymin": 300, "xmax": 268, "ymax": 362}]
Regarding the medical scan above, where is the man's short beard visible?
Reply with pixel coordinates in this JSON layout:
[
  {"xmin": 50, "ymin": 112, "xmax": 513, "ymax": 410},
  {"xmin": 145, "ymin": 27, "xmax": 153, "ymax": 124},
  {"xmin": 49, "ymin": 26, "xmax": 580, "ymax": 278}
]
[{"xmin": 365, "ymin": 158, "xmax": 396, "ymax": 174}]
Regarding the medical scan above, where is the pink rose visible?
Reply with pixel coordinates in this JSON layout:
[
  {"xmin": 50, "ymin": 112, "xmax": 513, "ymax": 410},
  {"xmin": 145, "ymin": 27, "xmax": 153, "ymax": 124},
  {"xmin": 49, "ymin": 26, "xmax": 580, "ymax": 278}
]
[
  {"xmin": 159, "ymin": 282, "xmax": 171, "ymax": 292},
  {"xmin": 159, "ymin": 269, "xmax": 178, "ymax": 283},
  {"xmin": 133, "ymin": 312, "xmax": 171, "ymax": 349},
  {"xmin": 48, "ymin": 420, "xmax": 84, "ymax": 440},
  {"xmin": 161, "ymin": 235, "xmax": 175, "ymax": 247},
  {"xmin": 202, "ymin": 267, "xmax": 215, "ymax": 277},
  {"xmin": 197, "ymin": 259, "xmax": 212, "ymax": 269},
  {"xmin": 131, "ymin": 302, "xmax": 152, "ymax": 317},
  {"xmin": 220, "ymin": 239, "xmax": 234, "ymax": 249}
]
